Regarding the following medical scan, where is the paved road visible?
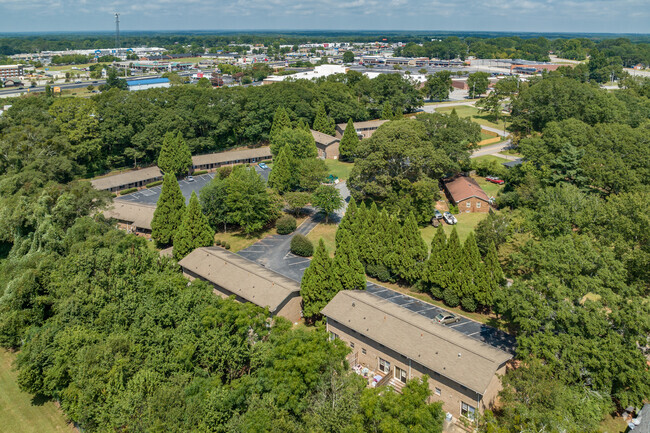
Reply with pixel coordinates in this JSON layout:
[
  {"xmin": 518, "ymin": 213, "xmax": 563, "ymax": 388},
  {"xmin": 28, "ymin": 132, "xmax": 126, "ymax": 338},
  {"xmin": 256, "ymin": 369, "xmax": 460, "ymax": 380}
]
[
  {"xmin": 470, "ymin": 140, "xmax": 512, "ymax": 158},
  {"xmin": 420, "ymin": 101, "xmax": 476, "ymax": 113}
]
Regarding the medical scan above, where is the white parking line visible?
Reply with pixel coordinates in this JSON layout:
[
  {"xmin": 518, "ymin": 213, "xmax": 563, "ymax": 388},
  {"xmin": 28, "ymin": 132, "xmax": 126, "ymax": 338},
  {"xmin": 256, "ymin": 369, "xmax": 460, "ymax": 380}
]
[
  {"xmin": 449, "ymin": 322, "xmax": 465, "ymax": 328},
  {"xmin": 466, "ymin": 331, "xmax": 480, "ymax": 337}
]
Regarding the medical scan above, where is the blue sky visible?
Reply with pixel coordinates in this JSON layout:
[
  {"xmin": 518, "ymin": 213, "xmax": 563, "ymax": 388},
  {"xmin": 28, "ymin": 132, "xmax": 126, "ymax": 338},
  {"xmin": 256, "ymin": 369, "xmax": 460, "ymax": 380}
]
[{"xmin": 0, "ymin": 0, "xmax": 648, "ymax": 34}]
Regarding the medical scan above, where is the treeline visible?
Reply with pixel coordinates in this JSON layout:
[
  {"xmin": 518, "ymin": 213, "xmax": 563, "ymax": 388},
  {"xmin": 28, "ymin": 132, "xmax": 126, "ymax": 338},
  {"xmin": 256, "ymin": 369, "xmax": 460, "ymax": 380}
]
[
  {"xmin": 0, "ymin": 71, "xmax": 421, "ymax": 177},
  {"xmin": 395, "ymin": 36, "xmax": 650, "ymax": 66}
]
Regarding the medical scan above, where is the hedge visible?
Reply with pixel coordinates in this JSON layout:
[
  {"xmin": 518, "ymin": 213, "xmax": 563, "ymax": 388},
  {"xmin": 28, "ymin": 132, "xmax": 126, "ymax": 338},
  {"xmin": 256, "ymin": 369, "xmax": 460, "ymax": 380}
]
[
  {"xmin": 193, "ymin": 170, "xmax": 208, "ymax": 175},
  {"xmin": 119, "ymin": 187, "xmax": 138, "ymax": 195},
  {"xmin": 146, "ymin": 180, "xmax": 163, "ymax": 188},
  {"xmin": 290, "ymin": 234, "xmax": 313, "ymax": 257}
]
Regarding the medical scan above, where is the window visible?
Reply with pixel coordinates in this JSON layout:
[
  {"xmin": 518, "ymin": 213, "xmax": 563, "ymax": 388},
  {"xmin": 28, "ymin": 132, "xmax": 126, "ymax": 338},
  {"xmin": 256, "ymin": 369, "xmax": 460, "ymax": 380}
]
[
  {"xmin": 350, "ymin": 342, "xmax": 355, "ymax": 348},
  {"xmin": 476, "ymin": 201, "xmax": 481, "ymax": 209},
  {"xmin": 461, "ymin": 402, "xmax": 476, "ymax": 421},
  {"xmin": 329, "ymin": 332, "xmax": 339, "ymax": 341},
  {"xmin": 379, "ymin": 358, "xmax": 390, "ymax": 373},
  {"xmin": 466, "ymin": 201, "xmax": 471, "ymax": 208},
  {"xmin": 395, "ymin": 366, "xmax": 407, "ymax": 383},
  {"xmin": 435, "ymin": 387, "xmax": 441, "ymax": 396},
  {"xmin": 362, "ymin": 348, "xmax": 367, "ymax": 355}
]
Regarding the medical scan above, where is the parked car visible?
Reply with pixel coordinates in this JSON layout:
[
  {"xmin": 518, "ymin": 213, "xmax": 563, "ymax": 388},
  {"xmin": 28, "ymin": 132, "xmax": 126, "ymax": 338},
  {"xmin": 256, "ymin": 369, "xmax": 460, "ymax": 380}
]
[
  {"xmin": 258, "ymin": 162, "xmax": 268, "ymax": 170},
  {"xmin": 187, "ymin": 176, "xmax": 194, "ymax": 182},
  {"xmin": 435, "ymin": 313, "xmax": 461, "ymax": 325},
  {"xmin": 443, "ymin": 212, "xmax": 457, "ymax": 225},
  {"xmin": 485, "ymin": 176, "xmax": 505, "ymax": 185},
  {"xmin": 433, "ymin": 210, "xmax": 443, "ymax": 220}
]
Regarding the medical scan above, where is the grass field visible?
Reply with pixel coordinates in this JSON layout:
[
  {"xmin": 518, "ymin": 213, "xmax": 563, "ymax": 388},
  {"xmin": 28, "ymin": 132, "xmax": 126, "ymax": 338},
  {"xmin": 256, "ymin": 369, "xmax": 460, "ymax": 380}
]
[
  {"xmin": 598, "ymin": 413, "xmax": 627, "ymax": 433},
  {"xmin": 480, "ymin": 131, "xmax": 495, "ymax": 141},
  {"xmin": 306, "ymin": 222, "xmax": 338, "ymax": 256},
  {"xmin": 420, "ymin": 211, "xmax": 489, "ymax": 245},
  {"xmin": 473, "ymin": 175, "xmax": 505, "ymax": 198},
  {"xmin": 472, "ymin": 154, "xmax": 510, "ymax": 165},
  {"xmin": 436, "ymin": 105, "xmax": 508, "ymax": 131},
  {"xmin": 324, "ymin": 159, "xmax": 354, "ymax": 181},
  {"xmin": 0, "ymin": 349, "xmax": 75, "ymax": 433},
  {"xmin": 215, "ymin": 215, "xmax": 307, "ymax": 252}
]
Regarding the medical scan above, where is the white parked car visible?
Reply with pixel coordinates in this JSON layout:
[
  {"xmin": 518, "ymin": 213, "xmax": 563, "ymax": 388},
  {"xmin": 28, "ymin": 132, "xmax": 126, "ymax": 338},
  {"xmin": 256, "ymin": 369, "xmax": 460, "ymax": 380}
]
[{"xmin": 443, "ymin": 212, "xmax": 457, "ymax": 225}]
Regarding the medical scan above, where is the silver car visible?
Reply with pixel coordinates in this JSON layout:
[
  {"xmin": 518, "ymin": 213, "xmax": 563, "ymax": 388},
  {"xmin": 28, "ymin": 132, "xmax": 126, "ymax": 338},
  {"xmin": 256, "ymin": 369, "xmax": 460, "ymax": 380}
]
[
  {"xmin": 443, "ymin": 211, "xmax": 457, "ymax": 225},
  {"xmin": 435, "ymin": 313, "xmax": 460, "ymax": 325}
]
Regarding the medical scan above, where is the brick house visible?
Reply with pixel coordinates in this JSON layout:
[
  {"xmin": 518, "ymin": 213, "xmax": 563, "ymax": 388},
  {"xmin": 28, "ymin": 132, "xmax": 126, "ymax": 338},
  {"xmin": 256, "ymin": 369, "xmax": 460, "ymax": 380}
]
[
  {"xmin": 443, "ymin": 176, "xmax": 490, "ymax": 213},
  {"xmin": 311, "ymin": 130, "xmax": 340, "ymax": 159},
  {"xmin": 322, "ymin": 291, "xmax": 512, "ymax": 421}
]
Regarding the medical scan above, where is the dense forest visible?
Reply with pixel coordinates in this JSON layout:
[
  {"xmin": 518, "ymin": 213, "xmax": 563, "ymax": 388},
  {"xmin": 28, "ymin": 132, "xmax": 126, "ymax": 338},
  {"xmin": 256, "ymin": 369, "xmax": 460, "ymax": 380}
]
[{"xmin": 0, "ymin": 54, "xmax": 649, "ymax": 432}]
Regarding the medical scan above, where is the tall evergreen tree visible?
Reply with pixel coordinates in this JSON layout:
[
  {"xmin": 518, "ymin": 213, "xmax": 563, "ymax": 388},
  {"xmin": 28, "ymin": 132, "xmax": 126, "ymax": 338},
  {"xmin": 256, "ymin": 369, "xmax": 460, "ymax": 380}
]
[
  {"xmin": 267, "ymin": 145, "xmax": 296, "ymax": 193},
  {"xmin": 442, "ymin": 227, "xmax": 463, "ymax": 306},
  {"xmin": 396, "ymin": 212, "xmax": 428, "ymax": 284},
  {"xmin": 313, "ymin": 103, "xmax": 335, "ymax": 135},
  {"xmin": 423, "ymin": 226, "xmax": 447, "ymax": 298},
  {"xmin": 381, "ymin": 213, "xmax": 402, "ymax": 276},
  {"xmin": 381, "ymin": 102, "xmax": 393, "ymax": 120},
  {"xmin": 335, "ymin": 197, "xmax": 357, "ymax": 248},
  {"xmin": 338, "ymin": 119, "xmax": 360, "ymax": 162},
  {"xmin": 173, "ymin": 191, "xmax": 215, "ymax": 260},
  {"xmin": 270, "ymin": 106, "xmax": 292, "ymax": 139},
  {"xmin": 157, "ymin": 131, "xmax": 176, "ymax": 175},
  {"xmin": 300, "ymin": 239, "xmax": 333, "ymax": 322},
  {"xmin": 331, "ymin": 231, "xmax": 366, "ymax": 293},
  {"xmin": 459, "ymin": 232, "xmax": 482, "ymax": 311},
  {"xmin": 484, "ymin": 241, "xmax": 504, "ymax": 284},
  {"xmin": 297, "ymin": 118, "xmax": 311, "ymax": 133},
  {"xmin": 158, "ymin": 131, "xmax": 192, "ymax": 177},
  {"xmin": 175, "ymin": 131, "xmax": 192, "ymax": 177},
  {"xmin": 151, "ymin": 173, "xmax": 186, "ymax": 247},
  {"xmin": 479, "ymin": 241, "xmax": 504, "ymax": 308}
]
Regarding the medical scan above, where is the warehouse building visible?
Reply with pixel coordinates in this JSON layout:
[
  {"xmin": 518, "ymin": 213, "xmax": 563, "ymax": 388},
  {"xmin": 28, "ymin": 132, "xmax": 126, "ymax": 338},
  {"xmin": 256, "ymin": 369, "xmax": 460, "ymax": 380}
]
[
  {"xmin": 179, "ymin": 247, "xmax": 303, "ymax": 322},
  {"xmin": 126, "ymin": 77, "xmax": 170, "ymax": 91}
]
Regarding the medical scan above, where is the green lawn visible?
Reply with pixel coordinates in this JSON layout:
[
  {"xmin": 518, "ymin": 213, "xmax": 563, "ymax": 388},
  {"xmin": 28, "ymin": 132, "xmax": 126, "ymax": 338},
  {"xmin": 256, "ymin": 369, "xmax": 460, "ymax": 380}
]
[
  {"xmin": 436, "ymin": 105, "xmax": 508, "ymax": 131},
  {"xmin": 480, "ymin": 131, "xmax": 495, "ymax": 141},
  {"xmin": 473, "ymin": 175, "xmax": 505, "ymax": 198},
  {"xmin": 306, "ymin": 222, "xmax": 338, "ymax": 257},
  {"xmin": 0, "ymin": 349, "xmax": 75, "ymax": 433},
  {"xmin": 215, "ymin": 215, "xmax": 307, "ymax": 252},
  {"xmin": 420, "ymin": 212, "xmax": 489, "ymax": 245},
  {"xmin": 324, "ymin": 159, "xmax": 354, "ymax": 181},
  {"xmin": 472, "ymin": 154, "xmax": 510, "ymax": 164}
]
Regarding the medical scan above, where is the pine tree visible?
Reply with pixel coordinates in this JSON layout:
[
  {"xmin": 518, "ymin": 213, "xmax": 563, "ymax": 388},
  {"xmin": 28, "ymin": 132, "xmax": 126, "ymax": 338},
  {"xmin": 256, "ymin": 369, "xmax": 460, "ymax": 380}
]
[
  {"xmin": 335, "ymin": 197, "xmax": 357, "ymax": 248},
  {"xmin": 267, "ymin": 145, "xmax": 296, "ymax": 193},
  {"xmin": 157, "ymin": 131, "xmax": 176, "ymax": 175},
  {"xmin": 158, "ymin": 131, "xmax": 192, "ymax": 177},
  {"xmin": 479, "ymin": 241, "xmax": 504, "ymax": 308},
  {"xmin": 175, "ymin": 131, "xmax": 192, "ymax": 177},
  {"xmin": 300, "ymin": 239, "xmax": 333, "ymax": 322},
  {"xmin": 270, "ymin": 106, "xmax": 291, "ymax": 139},
  {"xmin": 151, "ymin": 174, "xmax": 186, "ymax": 247},
  {"xmin": 396, "ymin": 212, "xmax": 427, "ymax": 284},
  {"xmin": 484, "ymin": 241, "xmax": 504, "ymax": 283},
  {"xmin": 459, "ymin": 232, "xmax": 482, "ymax": 312},
  {"xmin": 381, "ymin": 213, "xmax": 402, "ymax": 276},
  {"xmin": 173, "ymin": 191, "xmax": 215, "ymax": 260},
  {"xmin": 442, "ymin": 227, "xmax": 463, "ymax": 300},
  {"xmin": 381, "ymin": 102, "xmax": 393, "ymax": 120},
  {"xmin": 338, "ymin": 119, "xmax": 360, "ymax": 162},
  {"xmin": 313, "ymin": 102, "xmax": 335, "ymax": 135},
  {"xmin": 297, "ymin": 118, "xmax": 311, "ymax": 133},
  {"xmin": 363, "ymin": 204, "xmax": 384, "ymax": 267},
  {"xmin": 331, "ymin": 231, "xmax": 366, "ymax": 293},
  {"xmin": 423, "ymin": 226, "xmax": 447, "ymax": 298}
]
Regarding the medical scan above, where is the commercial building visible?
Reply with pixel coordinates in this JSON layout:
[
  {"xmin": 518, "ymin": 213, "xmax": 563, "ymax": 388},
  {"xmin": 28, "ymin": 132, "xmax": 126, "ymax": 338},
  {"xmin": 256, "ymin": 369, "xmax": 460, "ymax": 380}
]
[
  {"xmin": 335, "ymin": 119, "xmax": 388, "ymax": 140},
  {"xmin": 179, "ymin": 247, "xmax": 303, "ymax": 322},
  {"xmin": 90, "ymin": 166, "xmax": 163, "ymax": 193},
  {"xmin": 311, "ymin": 130, "xmax": 340, "ymax": 159},
  {"xmin": 0, "ymin": 65, "xmax": 24, "ymax": 79},
  {"xmin": 191, "ymin": 147, "xmax": 272, "ymax": 171},
  {"xmin": 443, "ymin": 176, "xmax": 490, "ymax": 213},
  {"xmin": 101, "ymin": 201, "xmax": 156, "ymax": 235},
  {"xmin": 126, "ymin": 78, "xmax": 170, "ymax": 91},
  {"xmin": 322, "ymin": 290, "xmax": 512, "ymax": 421},
  {"xmin": 262, "ymin": 64, "xmax": 347, "ymax": 84}
]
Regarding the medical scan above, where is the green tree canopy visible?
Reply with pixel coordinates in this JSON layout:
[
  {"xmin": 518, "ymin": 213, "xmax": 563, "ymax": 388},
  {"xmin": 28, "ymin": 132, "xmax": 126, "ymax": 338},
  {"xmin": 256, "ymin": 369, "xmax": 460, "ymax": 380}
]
[
  {"xmin": 226, "ymin": 166, "xmax": 279, "ymax": 234},
  {"xmin": 157, "ymin": 130, "xmax": 192, "ymax": 177},
  {"xmin": 338, "ymin": 119, "xmax": 360, "ymax": 162},
  {"xmin": 300, "ymin": 239, "xmax": 333, "ymax": 322},
  {"xmin": 173, "ymin": 191, "xmax": 214, "ymax": 259},
  {"xmin": 313, "ymin": 102, "xmax": 336, "ymax": 135},
  {"xmin": 151, "ymin": 173, "xmax": 186, "ymax": 247},
  {"xmin": 311, "ymin": 185, "xmax": 343, "ymax": 223}
]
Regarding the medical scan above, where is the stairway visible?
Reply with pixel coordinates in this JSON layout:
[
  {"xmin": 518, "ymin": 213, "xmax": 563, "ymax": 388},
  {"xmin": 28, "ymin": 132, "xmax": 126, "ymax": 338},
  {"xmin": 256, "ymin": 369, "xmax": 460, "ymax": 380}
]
[{"xmin": 388, "ymin": 377, "xmax": 406, "ymax": 393}]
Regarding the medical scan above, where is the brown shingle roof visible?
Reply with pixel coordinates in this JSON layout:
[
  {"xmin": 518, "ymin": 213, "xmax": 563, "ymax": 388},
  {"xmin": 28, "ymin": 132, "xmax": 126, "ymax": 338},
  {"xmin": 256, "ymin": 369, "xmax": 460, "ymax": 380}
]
[
  {"xmin": 321, "ymin": 291, "xmax": 512, "ymax": 395},
  {"xmin": 192, "ymin": 147, "xmax": 272, "ymax": 167},
  {"xmin": 90, "ymin": 166, "xmax": 162, "ymax": 191},
  {"xmin": 310, "ymin": 130, "xmax": 340, "ymax": 147},
  {"xmin": 102, "ymin": 201, "xmax": 156, "ymax": 230},
  {"xmin": 336, "ymin": 119, "xmax": 388, "ymax": 131},
  {"xmin": 444, "ymin": 176, "xmax": 489, "ymax": 203},
  {"xmin": 178, "ymin": 247, "xmax": 300, "ymax": 313}
]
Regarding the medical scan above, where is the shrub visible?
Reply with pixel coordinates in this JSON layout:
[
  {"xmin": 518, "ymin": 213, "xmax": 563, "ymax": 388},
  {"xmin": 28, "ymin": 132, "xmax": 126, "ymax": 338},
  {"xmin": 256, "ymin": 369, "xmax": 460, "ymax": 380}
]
[
  {"xmin": 224, "ymin": 243, "xmax": 231, "ymax": 250},
  {"xmin": 276, "ymin": 215, "xmax": 297, "ymax": 235},
  {"xmin": 443, "ymin": 288, "xmax": 459, "ymax": 307},
  {"xmin": 290, "ymin": 234, "xmax": 313, "ymax": 257},
  {"xmin": 119, "ymin": 187, "xmax": 138, "ymax": 195},
  {"xmin": 449, "ymin": 204, "xmax": 459, "ymax": 214},
  {"xmin": 215, "ymin": 239, "xmax": 221, "ymax": 246},
  {"xmin": 461, "ymin": 296, "xmax": 477, "ymax": 312},
  {"xmin": 218, "ymin": 166, "xmax": 233, "ymax": 179},
  {"xmin": 111, "ymin": 193, "xmax": 117, "ymax": 198},
  {"xmin": 146, "ymin": 180, "xmax": 163, "ymax": 188},
  {"xmin": 366, "ymin": 263, "xmax": 391, "ymax": 282},
  {"xmin": 193, "ymin": 170, "xmax": 208, "ymax": 175}
]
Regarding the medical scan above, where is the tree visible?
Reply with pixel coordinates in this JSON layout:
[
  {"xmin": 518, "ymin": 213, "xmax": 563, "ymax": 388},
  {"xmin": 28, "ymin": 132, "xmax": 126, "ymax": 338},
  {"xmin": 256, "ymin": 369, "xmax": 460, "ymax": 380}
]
[
  {"xmin": 342, "ymin": 51, "xmax": 355, "ymax": 63},
  {"xmin": 226, "ymin": 167, "xmax": 279, "ymax": 235},
  {"xmin": 270, "ymin": 106, "xmax": 292, "ymax": 140},
  {"xmin": 467, "ymin": 72, "xmax": 490, "ymax": 98},
  {"xmin": 268, "ymin": 145, "xmax": 296, "ymax": 193},
  {"xmin": 151, "ymin": 174, "xmax": 186, "ymax": 247},
  {"xmin": 284, "ymin": 191, "xmax": 311, "ymax": 216},
  {"xmin": 380, "ymin": 101, "xmax": 393, "ymax": 120},
  {"xmin": 424, "ymin": 71, "xmax": 453, "ymax": 101},
  {"xmin": 197, "ymin": 77, "xmax": 211, "ymax": 88},
  {"xmin": 395, "ymin": 212, "xmax": 427, "ymax": 284},
  {"xmin": 158, "ymin": 131, "xmax": 192, "ymax": 177},
  {"xmin": 312, "ymin": 185, "xmax": 343, "ymax": 223},
  {"xmin": 484, "ymin": 241, "xmax": 504, "ymax": 285},
  {"xmin": 105, "ymin": 68, "xmax": 127, "ymax": 90},
  {"xmin": 422, "ymin": 226, "xmax": 447, "ymax": 298},
  {"xmin": 297, "ymin": 158, "xmax": 328, "ymax": 191},
  {"xmin": 313, "ymin": 103, "xmax": 335, "ymax": 135},
  {"xmin": 200, "ymin": 176, "xmax": 230, "ymax": 232},
  {"xmin": 338, "ymin": 119, "xmax": 360, "ymax": 162},
  {"xmin": 300, "ymin": 239, "xmax": 333, "ymax": 322},
  {"xmin": 173, "ymin": 191, "xmax": 215, "ymax": 260},
  {"xmin": 270, "ymin": 128, "xmax": 318, "ymax": 160},
  {"xmin": 335, "ymin": 197, "xmax": 357, "ymax": 248},
  {"xmin": 331, "ymin": 230, "xmax": 366, "ymax": 292}
]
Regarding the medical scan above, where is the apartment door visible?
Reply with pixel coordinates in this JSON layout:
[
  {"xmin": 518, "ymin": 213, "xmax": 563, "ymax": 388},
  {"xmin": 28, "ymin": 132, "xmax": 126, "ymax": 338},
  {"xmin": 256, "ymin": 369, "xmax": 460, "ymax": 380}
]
[{"xmin": 394, "ymin": 366, "xmax": 407, "ymax": 383}]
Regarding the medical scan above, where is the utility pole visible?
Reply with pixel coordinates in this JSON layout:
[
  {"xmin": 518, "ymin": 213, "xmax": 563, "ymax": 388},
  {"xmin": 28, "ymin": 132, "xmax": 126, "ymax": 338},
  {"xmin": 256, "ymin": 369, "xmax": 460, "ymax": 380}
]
[{"xmin": 114, "ymin": 13, "xmax": 120, "ymax": 49}]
